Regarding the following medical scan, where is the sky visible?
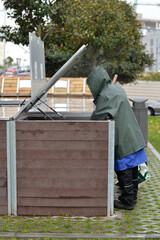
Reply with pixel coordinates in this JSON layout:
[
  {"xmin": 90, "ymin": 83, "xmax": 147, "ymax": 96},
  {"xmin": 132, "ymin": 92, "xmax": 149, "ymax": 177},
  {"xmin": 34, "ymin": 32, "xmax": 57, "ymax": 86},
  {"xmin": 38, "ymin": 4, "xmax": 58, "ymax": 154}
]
[
  {"xmin": 125, "ymin": 0, "xmax": 160, "ymax": 20},
  {"xmin": 0, "ymin": 0, "xmax": 29, "ymax": 66},
  {"xmin": 0, "ymin": 0, "xmax": 160, "ymax": 67}
]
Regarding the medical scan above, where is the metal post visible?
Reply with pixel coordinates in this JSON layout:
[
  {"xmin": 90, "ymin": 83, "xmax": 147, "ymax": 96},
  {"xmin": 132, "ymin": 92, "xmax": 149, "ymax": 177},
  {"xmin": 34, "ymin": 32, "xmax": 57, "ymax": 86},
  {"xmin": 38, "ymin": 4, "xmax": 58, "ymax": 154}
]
[
  {"xmin": 130, "ymin": 97, "xmax": 148, "ymax": 145},
  {"xmin": 7, "ymin": 121, "xmax": 17, "ymax": 216},
  {"xmin": 107, "ymin": 120, "xmax": 115, "ymax": 217},
  {"xmin": 67, "ymin": 79, "xmax": 70, "ymax": 94},
  {"xmin": 16, "ymin": 78, "xmax": 20, "ymax": 94},
  {"xmin": 1, "ymin": 77, "xmax": 4, "ymax": 93},
  {"xmin": 83, "ymin": 78, "xmax": 86, "ymax": 94}
]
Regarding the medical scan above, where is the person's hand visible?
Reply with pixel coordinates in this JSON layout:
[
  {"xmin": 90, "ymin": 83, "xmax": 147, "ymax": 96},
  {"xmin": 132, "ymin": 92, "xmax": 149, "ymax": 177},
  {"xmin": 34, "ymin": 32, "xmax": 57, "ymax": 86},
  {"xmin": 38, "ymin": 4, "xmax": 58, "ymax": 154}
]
[{"xmin": 112, "ymin": 74, "xmax": 118, "ymax": 84}]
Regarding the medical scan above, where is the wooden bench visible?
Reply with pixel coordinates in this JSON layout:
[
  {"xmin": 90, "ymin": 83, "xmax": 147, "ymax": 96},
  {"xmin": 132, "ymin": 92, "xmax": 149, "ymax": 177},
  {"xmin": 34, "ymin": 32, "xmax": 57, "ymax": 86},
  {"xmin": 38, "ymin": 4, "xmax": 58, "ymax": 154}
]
[{"xmin": 0, "ymin": 77, "xmax": 92, "ymax": 97}]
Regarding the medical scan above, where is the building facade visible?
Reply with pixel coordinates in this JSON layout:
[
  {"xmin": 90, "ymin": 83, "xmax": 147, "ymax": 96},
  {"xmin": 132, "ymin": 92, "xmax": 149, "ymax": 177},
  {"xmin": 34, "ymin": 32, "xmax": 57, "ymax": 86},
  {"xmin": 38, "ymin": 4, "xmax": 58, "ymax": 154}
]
[
  {"xmin": 142, "ymin": 31, "xmax": 160, "ymax": 72},
  {"xmin": 138, "ymin": 15, "xmax": 160, "ymax": 72}
]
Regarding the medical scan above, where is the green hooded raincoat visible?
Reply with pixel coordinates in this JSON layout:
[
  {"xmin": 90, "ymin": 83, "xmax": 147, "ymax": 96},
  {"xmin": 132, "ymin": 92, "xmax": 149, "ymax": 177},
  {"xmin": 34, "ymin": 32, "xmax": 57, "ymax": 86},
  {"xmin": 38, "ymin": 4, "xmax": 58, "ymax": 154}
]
[{"xmin": 87, "ymin": 66, "xmax": 146, "ymax": 159}]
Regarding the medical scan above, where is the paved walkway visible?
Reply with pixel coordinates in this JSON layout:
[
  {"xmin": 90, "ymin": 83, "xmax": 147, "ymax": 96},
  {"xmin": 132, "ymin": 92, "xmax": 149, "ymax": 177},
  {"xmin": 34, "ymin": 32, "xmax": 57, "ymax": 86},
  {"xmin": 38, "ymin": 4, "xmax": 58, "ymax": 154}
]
[{"xmin": 0, "ymin": 145, "xmax": 160, "ymax": 239}]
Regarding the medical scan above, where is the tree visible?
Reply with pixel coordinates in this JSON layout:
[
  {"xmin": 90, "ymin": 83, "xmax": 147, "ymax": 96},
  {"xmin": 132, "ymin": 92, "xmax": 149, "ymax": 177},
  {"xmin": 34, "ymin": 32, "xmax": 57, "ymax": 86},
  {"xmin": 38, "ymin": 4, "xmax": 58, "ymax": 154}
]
[
  {"xmin": 0, "ymin": 0, "xmax": 55, "ymax": 45},
  {"xmin": 0, "ymin": 0, "xmax": 154, "ymax": 83},
  {"xmin": 6, "ymin": 56, "xmax": 13, "ymax": 65},
  {"xmin": 51, "ymin": 0, "xmax": 154, "ymax": 82}
]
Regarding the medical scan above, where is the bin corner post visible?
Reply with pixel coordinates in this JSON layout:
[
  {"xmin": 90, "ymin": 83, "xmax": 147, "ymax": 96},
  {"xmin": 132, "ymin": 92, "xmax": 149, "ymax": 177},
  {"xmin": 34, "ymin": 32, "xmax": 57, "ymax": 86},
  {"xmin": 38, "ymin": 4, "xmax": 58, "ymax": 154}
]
[
  {"xmin": 107, "ymin": 120, "xmax": 115, "ymax": 217},
  {"xmin": 7, "ymin": 120, "xmax": 17, "ymax": 216}
]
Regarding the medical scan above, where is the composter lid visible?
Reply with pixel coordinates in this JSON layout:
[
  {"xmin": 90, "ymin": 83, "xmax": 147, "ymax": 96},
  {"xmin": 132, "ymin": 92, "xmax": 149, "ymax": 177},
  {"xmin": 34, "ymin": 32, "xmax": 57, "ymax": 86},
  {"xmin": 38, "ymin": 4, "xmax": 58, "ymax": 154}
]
[{"xmin": 11, "ymin": 44, "xmax": 87, "ymax": 120}]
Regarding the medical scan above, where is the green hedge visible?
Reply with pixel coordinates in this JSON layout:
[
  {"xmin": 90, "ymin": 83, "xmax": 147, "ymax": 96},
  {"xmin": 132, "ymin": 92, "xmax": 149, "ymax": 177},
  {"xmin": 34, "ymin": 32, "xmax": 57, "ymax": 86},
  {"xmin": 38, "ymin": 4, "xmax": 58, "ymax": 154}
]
[{"xmin": 139, "ymin": 72, "xmax": 160, "ymax": 81}]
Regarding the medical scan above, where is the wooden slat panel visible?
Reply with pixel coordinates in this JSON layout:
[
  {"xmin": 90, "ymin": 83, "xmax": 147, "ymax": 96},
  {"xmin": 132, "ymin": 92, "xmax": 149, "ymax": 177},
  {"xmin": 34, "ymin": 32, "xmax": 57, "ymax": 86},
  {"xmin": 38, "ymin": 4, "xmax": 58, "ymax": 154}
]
[
  {"xmin": 0, "ymin": 121, "xmax": 6, "ymax": 131},
  {"xmin": 85, "ymin": 84, "xmax": 91, "ymax": 93},
  {"xmin": 0, "ymin": 178, "xmax": 7, "ymax": 187},
  {"xmin": 18, "ymin": 77, "xmax": 31, "ymax": 80},
  {"xmin": 3, "ymin": 91, "xmax": 17, "ymax": 94},
  {"xmin": 19, "ymin": 90, "xmax": 30, "ymax": 94},
  {"xmin": 18, "ymin": 207, "xmax": 107, "ymax": 216},
  {"xmin": 0, "ymin": 188, "xmax": 7, "ymax": 197},
  {"xmin": 0, "ymin": 206, "xmax": 8, "ymax": 215},
  {"xmin": 3, "ymin": 83, "xmax": 17, "ymax": 86},
  {"xmin": 16, "ymin": 130, "xmax": 108, "ymax": 141},
  {"xmin": 2, "ymin": 77, "xmax": 30, "ymax": 96},
  {"xmin": 3, "ymin": 87, "xmax": 17, "ymax": 91},
  {"xmin": 3, "ymin": 79, "xmax": 17, "ymax": 83},
  {"xmin": 16, "ymin": 121, "xmax": 109, "ymax": 216},
  {"xmin": 17, "ymin": 168, "xmax": 108, "ymax": 178},
  {"xmin": 0, "ymin": 197, "xmax": 8, "ymax": 205},
  {"xmin": 0, "ymin": 158, "xmax": 7, "ymax": 167},
  {"xmin": 70, "ymin": 85, "xmax": 83, "ymax": 88},
  {"xmin": 19, "ymin": 93, "xmax": 30, "ymax": 95},
  {"xmin": 3, "ymin": 78, "xmax": 17, "ymax": 96},
  {"xmin": 69, "ymin": 91, "xmax": 83, "ymax": 95},
  {"xmin": 70, "ymin": 86, "xmax": 83, "ymax": 89},
  {"xmin": 46, "ymin": 77, "xmax": 90, "ymax": 96},
  {"xmin": 0, "ymin": 122, "xmax": 7, "ymax": 153},
  {"xmin": 16, "ymin": 140, "xmax": 107, "ymax": 150},
  {"xmin": 4, "ymin": 76, "xmax": 18, "ymax": 80},
  {"xmin": 0, "ymin": 169, "xmax": 7, "ymax": 178},
  {"xmin": 19, "ymin": 88, "xmax": 30, "ymax": 91},
  {"xmin": 17, "ymin": 177, "xmax": 107, "ymax": 188},
  {"xmin": 0, "ymin": 140, "xmax": 6, "ymax": 149},
  {"xmin": 54, "ymin": 89, "xmax": 67, "ymax": 94},
  {"xmin": 69, "ymin": 78, "xmax": 83, "ymax": 94},
  {"xmin": 16, "ymin": 121, "xmax": 108, "ymax": 131},
  {"xmin": 17, "ymin": 157, "xmax": 108, "ymax": 167},
  {"xmin": 0, "ymin": 120, "xmax": 6, "ymax": 127},
  {"xmin": 18, "ymin": 187, "xmax": 107, "ymax": 198},
  {"xmin": 18, "ymin": 197, "xmax": 107, "ymax": 207},
  {"xmin": 70, "ymin": 79, "xmax": 84, "ymax": 83},
  {"xmin": 0, "ymin": 130, "xmax": 6, "ymax": 140},
  {"xmin": 47, "ymin": 88, "xmax": 52, "ymax": 94},
  {"xmin": 0, "ymin": 120, "xmax": 7, "ymax": 215}
]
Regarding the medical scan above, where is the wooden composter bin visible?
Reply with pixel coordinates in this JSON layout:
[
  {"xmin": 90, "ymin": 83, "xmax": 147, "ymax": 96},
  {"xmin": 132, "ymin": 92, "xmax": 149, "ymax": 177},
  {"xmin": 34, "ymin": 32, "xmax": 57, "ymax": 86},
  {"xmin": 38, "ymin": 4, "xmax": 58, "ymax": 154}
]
[{"xmin": 0, "ymin": 44, "xmax": 115, "ymax": 217}]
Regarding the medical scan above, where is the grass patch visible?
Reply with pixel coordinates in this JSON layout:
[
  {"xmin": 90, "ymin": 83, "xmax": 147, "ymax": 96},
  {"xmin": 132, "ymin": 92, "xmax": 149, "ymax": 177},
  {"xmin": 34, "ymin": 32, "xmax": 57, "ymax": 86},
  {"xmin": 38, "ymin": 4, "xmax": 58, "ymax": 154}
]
[
  {"xmin": 52, "ymin": 226, "xmax": 61, "ymax": 231},
  {"xmin": 54, "ymin": 221, "xmax": 63, "ymax": 225},
  {"xmin": 63, "ymin": 224, "xmax": 71, "ymax": 228},
  {"xmin": 75, "ymin": 222, "xmax": 84, "ymax": 226},
  {"xmin": 73, "ymin": 228, "xmax": 82, "ymax": 231},
  {"xmin": 85, "ymin": 224, "xmax": 92, "ymax": 229},
  {"xmin": 148, "ymin": 116, "xmax": 160, "ymax": 153},
  {"xmin": 63, "ymin": 229, "xmax": 72, "ymax": 233}
]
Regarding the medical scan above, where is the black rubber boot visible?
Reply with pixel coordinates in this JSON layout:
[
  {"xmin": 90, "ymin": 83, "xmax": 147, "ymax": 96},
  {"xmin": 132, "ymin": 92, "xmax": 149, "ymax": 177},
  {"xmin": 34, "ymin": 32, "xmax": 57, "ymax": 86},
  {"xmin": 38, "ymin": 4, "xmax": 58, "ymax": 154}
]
[
  {"xmin": 116, "ymin": 168, "xmax": 135, "ymax": 207},
  {"xmin": 114, "ymin": 200, "xmax": 134, "ymax": 210},
  {"xmin": 132, "ymin": 166, "xmax": 138, "ymax": 204}
]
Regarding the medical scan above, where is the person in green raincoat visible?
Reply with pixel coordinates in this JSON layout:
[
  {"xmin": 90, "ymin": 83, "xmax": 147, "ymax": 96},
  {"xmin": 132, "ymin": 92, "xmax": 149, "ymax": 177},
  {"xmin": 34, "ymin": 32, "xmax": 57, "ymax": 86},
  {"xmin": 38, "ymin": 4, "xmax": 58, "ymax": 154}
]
[{"xmin": 87, "ymin": 66, "xmax": 147, "ymax": 210}]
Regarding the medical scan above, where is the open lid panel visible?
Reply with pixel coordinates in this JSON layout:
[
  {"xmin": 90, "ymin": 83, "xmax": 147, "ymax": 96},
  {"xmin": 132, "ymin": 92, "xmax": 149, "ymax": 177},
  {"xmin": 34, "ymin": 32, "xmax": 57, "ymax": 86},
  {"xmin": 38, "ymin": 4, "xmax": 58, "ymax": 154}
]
[{"xmin": 11, "ymin": 44, "xmax": 88, "ymax": 120}]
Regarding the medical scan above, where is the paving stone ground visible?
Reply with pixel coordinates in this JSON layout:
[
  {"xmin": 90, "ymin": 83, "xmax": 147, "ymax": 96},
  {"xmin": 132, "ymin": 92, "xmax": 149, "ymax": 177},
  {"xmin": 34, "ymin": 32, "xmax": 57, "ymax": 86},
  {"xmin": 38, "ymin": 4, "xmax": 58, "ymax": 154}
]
[{"xmin": 0, "ymin": 146, "xmax": 160, "ymax": 239}]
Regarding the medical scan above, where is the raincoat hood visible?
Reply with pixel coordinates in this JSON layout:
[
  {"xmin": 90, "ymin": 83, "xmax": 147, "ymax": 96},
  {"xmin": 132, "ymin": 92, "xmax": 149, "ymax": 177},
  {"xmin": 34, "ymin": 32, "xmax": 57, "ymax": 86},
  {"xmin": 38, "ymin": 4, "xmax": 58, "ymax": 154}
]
[
  {"xmin": 87, "ymin": 66, "xmax": 111, "ymax": 100},
  {"xmin": 87, "ymin": 66, "xmax": 146, "ymax": 159}
]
